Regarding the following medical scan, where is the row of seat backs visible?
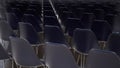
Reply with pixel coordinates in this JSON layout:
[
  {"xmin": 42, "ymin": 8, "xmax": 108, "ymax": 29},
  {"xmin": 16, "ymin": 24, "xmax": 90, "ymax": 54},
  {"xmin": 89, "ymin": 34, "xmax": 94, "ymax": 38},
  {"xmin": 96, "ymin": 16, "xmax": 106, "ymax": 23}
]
[
  {"xmin": 6, "ymin": 1, "xmax": 42, "ymax": 32},
  {"xmin": 44, "ymin": 24, "xmax": 120, "ymax": 58},
  {"xmin": 1, "ymin": 18, "xmax": 119, "ymax": 57},
  {"xmin": 53, "ymin": 1, "xmax": 117, "ymax": 24},
  {"xmin": 45, "ymin": 42, "xmax": 120, "ymax": 68},
  {"xmin": 2, "ymin": 14, "xmax": 120, "ymax": 58},
  {"xmin": 73, "ymin": 28, "xmax": 120, "ymax": 57},
  {"xmin": 10, "ymin": 36, "xmax": 120, "ymax": 68},
  {"xmin": 3, "ymin": 0, "xmax": 120, "ymax": 56},
  {"xmin": 0, "ymin": 35, "xmax": 119, "ymax": 68},
  {"xmin": 50, "ymin": 1, "xmax": 118, "ymax": 41},
  {"xmin": 10, "ymin": 37, "xmax": 120, "ymax": 68},
  {"xmin": 63, "ymin": 18, "xmax": 112, "ymax": 41},
  {"xmin": 6, "ymin": 1, "xmax": 62, "ymax": 34},
  {"xmin": 1, "ymin": 0, "xmax": 120, "ymax": 67}
]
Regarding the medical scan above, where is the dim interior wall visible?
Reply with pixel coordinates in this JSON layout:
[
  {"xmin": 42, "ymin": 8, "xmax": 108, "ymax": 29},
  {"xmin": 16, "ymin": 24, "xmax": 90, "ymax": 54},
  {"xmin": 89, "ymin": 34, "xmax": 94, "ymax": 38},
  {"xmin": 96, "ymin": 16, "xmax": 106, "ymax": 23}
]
[{"xmin": 0, "ymin": 0, "xmax": 42, "ymax": 20}]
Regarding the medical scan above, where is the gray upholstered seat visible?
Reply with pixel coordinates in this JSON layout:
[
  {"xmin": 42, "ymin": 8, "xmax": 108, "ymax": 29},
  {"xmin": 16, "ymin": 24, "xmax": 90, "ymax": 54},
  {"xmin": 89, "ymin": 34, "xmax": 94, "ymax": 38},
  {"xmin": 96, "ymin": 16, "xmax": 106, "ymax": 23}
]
[
  {"xmin": 45, "ymin": 42, "xmax": 79, "ymax": 68},
  {"xmin": 9, "ymin": 37, "xmax": 44, "ymax": 68},
  {"xmin": 73, "ymin": 28, "xmax": 99, "ymax": 68},
  {"xmin": 86, "ymin": 49, "xmax": 120, "ymax": 68}
]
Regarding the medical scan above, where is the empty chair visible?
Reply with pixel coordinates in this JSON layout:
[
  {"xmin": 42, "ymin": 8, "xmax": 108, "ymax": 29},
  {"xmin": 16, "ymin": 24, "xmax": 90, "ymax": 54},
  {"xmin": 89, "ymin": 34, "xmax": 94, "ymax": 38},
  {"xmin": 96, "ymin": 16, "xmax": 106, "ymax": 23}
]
[
  {"xmin": 81, "ymin": 13, "xmax": 94, "ymax": 29},
  {"xmin": 6, "ymin": 12, "xmax": 20, "ymax": 30},
  {"xmin": 0, "ymin": 21, "xmax": 15, "ymax": 41},
  {"xmin": 10, "ymin": 1, "xmax": 28, "ymax": 7},
  {"xmin": 22, "ymin": 14, "xmax": 42, "ymax": 32},
  {"xmin": 44, "ymin": 25, "xmax": 67, "ymax": 44},
  {"xmin": 71, "ymin": 7, "xmax": 85, "ymax": 17},
  {"xmin": 0, "ymin": 21, "xmax": 16, "ymax": 68},
  {"xmin": 82, "ymin": 4, "xmax": 94, "ymax": 13},
  {"xmin": 27, "ymin": 6, "xmax": 41, "ymax": 17},
  {"xmin": 64, "ymin": 18, "xmax": 83, "ymax": 46},
  {"xmin": 0, "ymin": 21, "xmax": 16, "ymax": 53},
  {"xmin": 78, "ymin": 2, "xmax": 92, "ymax": 9},
  {"xmin": 8, "ymin": 1, "xmax": 27, "ymax": 11},
  {"xmin": 103, "ymin": 4, "xmax": 117, "ymax": 15},
  {"xmin": 86, "ymin": 49, "xmax": 120, "ymax": 68},
  {"xmin": 43, "ymin": 2, "xmax": 51, "ymax": 5},
  {"xmin": 43, "ymin": 16, "xmax": 61, "ymax": 28},
  {"xmin": 92, "ymin": 3, "xmax": 103, "ymax": 9},
  {"xmin": 112, "ymin": 14, "xmax": 120, "ymax": 32},
  {"xmin": 0, "ymin": 43, "xmax": 9, "ymax": 60},
  {"xmin": 9, "ymin": 37, "xmax": 44, "ymax": 68},
  {"xmin": 65, "ymin": 18, "xmax": 83, "ymax": 37},
  {"xmin": 45, "ymin": 42, "xmax": 79, "ymax": 68},
  {"xmin": 19, "ymin": 22, "xmax": 41, "ymax": 54},
  {"xmin": 57, "ymin": 7, "xmax": 70, "ymax": 14},
  {"xmin": 73, "ymin": 28, "xmax": 99, "ymax": 53},
  {"xmin": 12, "ymin": 2, "xmax": 27, "ymax": 11},
  {"xmin": 28, "ymin": 2, "xmax": 41, "ymax": 12},
  {"xmin": 93, "ymin": 9, "xmax": 105, "ymax": 20},
  {"xmin": 0, "ymin": 43, "xmax": 9, "ymax": 68},
  {"xmin": 30, "ymin": 1, "xmax": 40, "ymax": 4},
  {"xmin": 43, "ymin": 2, "xmax": 51, "ymax": 7},
  {"xmin": 24, "ymin": 8, "xmax": 41, "ymax": 21},
  {"xmin": 43, "ymin": 6, "xmax": 53, "ymax": 10},
  {"xmin": 7, "ymin": 7, "xmax": 23, "ymax": 19},
  {"xmin": 24, "ymin": 8, "xmax": 38, "ymax": 15},
  {"xmin": 104, "ymin": 13, "xmax": 116, "ymax": 26},
  {"xmin": 19, "ymin": 22, "xmax": 41, "ymax": 44},
  {"xmin": 54, "ymin": 3, "xmax": 65, "ymax": 7},
  {"xmin": 44, "ymin": 10, "xmax": 55, "ymax": 16},
  {"xmin": 73, "ymin": 28, "xmax": 99, "ymax": 68},
  {"xmin": 59, "ymin": 11, "xmax": 75, "ymax": 22},
  {"xmin": 106, "ymin": 32, "xmax": 120, "ymax": 56},
  {"xmin": 91, "ymin": 19, "xmax": 112, "ymax": 49},
  {"xmin": 54, "ymin": 3, "xmax": 66, "ymax": 11}
]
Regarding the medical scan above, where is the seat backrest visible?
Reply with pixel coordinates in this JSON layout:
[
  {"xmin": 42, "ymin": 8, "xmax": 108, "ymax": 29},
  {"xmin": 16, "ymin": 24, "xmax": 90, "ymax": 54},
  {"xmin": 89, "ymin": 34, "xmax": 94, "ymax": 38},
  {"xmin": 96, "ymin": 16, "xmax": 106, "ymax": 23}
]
[
  {"xmin": 24, "ymin": 8, "xmax": 41, "ymax": 21},
  {"xmin": 93, "ymin": 9, "xmax": 105, "ymax": 20},
  {"xmin": 113, "ymin": 14, "xmax": 120, "ymax": 32},
  {"xmin": 6, "ymin": 12, "xmax": 19, "ymax": 30},
  {"xmin": 0, "ymin": 43, "xmax": 9, "ymax": 60},
  {"xmin": 65, "ymin": 18, "xmax": 83, "ymax": 36},
  {"xmin": 73, "ymin": 28, "xmax": 99, "ymax": 54},
  {"xmin": 19, "ymin": 22, "xmax": 40, "ymax": 44},
  {"xmin": 0, "ymin": 20, "xmax": 15, "ymax": 41},
  {"xmin": 43, "ymin": 6, "xmax": 53, "ymax": 10},
  {"xmin": 45, "ymin": 42, "xmax": 79, "ymax": 68},
  {"xmin": 7, "ymin": 7, "xmax": 23, "ymax": 17},
  {"xmin": 91, "ymin": 19, "xmax": 112, "ymax": 41},
  {"xmin": 81, "ymin": 12, "xmax": 94, "ymax": 28},
  {"xmin": 28, "ymin": 2, "xmax": 41, "ymax": 12},
  {"xmin": 44, "ymin": 16, "xmax": 60, "ymax": 27},
  {"xmin": 86, "ymin": 49, "xmax": 120, "ymax": 68},
  {"xmin": 44, "ymin": 10, "xmax": 55, "ymax": 16},
  {"xmin": 60, "ymin": 11, "xmax": 75, "ymax": 20},
  {"xmin": 44, "ymin": 25, "xmax": 66, "ymax": 44},
  {"xmin": 22, "ymin": 14, "xmax": 42, "ymax": 32},
  {"xmin": 9, "ymin": 36, "xmax": 42, "ymax": 66},
  {"xmin": 106, "ymin": 32, "xmax": 120, "ymax": 56}
]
